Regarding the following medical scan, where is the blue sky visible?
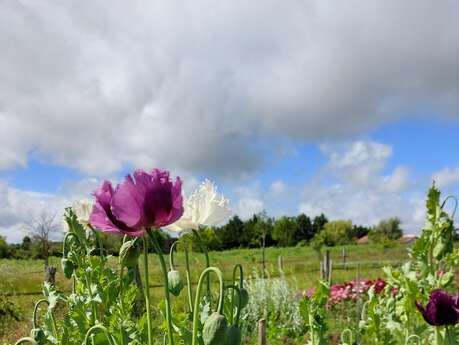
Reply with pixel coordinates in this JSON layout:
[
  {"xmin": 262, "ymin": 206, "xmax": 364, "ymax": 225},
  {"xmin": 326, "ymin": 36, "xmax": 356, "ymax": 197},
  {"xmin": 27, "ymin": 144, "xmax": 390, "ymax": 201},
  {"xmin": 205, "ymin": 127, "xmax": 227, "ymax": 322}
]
[{"xmin": 1, "ymin": 1, "xmax": 458, "ymax": 242}]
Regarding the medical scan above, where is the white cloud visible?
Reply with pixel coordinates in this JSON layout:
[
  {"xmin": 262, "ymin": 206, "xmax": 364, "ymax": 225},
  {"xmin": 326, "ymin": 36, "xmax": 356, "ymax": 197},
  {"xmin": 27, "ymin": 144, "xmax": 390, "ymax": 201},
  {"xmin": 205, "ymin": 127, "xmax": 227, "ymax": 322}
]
[
  {"xmin": 432, "ymin": 167, "xmax": 459, "ymax": 188},
  {"xmin": 0, "ymin": 1, "xmax": 458, "ymax": 179},
  {"xmin": 269, "ymin": 180, "xmax": 287, "ymax": 195},
  {"xmin": 299, "ymin": 141, "xmax": 424, "ymax": 233},
  {"xmin": 236, "ymin": 197, "xmax": 264, "ymax": 220}
]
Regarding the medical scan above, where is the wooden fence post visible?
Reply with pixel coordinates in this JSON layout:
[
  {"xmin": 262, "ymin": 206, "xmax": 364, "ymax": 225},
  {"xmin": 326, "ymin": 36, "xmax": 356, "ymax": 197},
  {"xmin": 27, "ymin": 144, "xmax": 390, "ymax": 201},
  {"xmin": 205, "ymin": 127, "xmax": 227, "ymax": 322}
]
[
  {"xmin": 342, "ymin": 247, "xmax": 347, "ymax": 270},
  {"xmin": 277, "ymin": 255, "xmax": 284, "ymax": 276},
  {"xmin": 258, "ymin": 319, "xmax": 266, "ymax": 345}
]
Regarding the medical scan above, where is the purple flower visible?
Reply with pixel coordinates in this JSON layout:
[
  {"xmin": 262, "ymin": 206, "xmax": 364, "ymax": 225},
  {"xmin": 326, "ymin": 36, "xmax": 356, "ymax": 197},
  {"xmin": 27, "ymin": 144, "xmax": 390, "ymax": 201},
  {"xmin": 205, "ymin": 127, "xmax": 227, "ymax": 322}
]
[
  {"xmin": 415, "ymin": 289, "xmax": 459, "ymax": 326},
  {"xmin": 90, "ymin": 169, "xmax": 183, "ymax": 237}
]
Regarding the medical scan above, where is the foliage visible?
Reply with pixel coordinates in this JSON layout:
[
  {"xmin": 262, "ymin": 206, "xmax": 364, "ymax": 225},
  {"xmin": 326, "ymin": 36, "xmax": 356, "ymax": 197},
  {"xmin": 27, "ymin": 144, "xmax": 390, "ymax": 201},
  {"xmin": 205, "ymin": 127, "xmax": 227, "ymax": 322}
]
[
  {"xmin": 240, "ymin": 270, "xmax": 305, "ymax": 342},
  {"xmin": 0, "ymin": 294, "xmax": 19, "ymax": 337},
  {"xmin": 373, "ymin": 217, "xmax": 404, "ymax": 240},
  {"xmin": 311, "ymin": 220, "xmax": 354, "ymax": 247}
]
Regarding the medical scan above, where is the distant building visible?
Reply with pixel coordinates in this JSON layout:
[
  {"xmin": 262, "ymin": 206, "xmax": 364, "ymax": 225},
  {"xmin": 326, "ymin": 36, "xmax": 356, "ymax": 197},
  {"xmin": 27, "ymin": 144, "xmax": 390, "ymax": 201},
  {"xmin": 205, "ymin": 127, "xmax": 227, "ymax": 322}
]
[
  {"xmin": 399, "ymin": 234, "xmax": 418, "ymax": 244},
  {"xmin": 356, "ymin": 235, "xmax": 369, "ymax": 244}
]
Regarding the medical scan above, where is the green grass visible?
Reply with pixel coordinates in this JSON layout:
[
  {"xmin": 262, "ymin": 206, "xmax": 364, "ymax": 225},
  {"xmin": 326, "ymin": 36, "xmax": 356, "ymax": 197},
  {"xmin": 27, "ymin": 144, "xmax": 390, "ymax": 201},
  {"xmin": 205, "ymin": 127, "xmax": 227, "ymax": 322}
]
[{"xmin": 0, "ymin": 244, "xmax": 409, "ymax": 344}]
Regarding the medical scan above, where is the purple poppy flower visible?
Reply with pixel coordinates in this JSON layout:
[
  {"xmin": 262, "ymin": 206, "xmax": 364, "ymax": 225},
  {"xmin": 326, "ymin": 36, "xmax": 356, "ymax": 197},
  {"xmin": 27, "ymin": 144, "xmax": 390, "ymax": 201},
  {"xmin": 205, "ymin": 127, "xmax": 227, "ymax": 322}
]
[
  {"xmin": 89, "ymin": 169, "xmax": 183, "ymax": 237},
  {"xmin": 415, "ymin": 289, "xmax": 459, "ymax": 326}
]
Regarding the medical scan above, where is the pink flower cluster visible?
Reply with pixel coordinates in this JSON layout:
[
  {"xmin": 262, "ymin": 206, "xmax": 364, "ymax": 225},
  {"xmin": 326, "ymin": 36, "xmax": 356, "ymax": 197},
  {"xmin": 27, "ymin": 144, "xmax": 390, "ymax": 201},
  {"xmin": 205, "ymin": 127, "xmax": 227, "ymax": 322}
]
[
  {"xmin": 328, "ymin": 278, "xmax": 386, "ymax": 305},
  {"xmin": 303, "ymin": 278, "xmax": 389, "ymax": 305}
]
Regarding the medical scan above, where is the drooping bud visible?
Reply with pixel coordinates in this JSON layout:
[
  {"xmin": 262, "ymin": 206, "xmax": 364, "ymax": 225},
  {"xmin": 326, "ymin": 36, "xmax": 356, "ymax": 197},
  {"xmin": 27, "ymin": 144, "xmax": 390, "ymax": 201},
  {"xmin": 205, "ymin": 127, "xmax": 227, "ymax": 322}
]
[
  {"xmin": 225, "ymin": 325, "xmax": 242, "ymax": 345},
  {"xmin": 30, "ymin": 328, "xmax": 46, "ymax": 344},
  {"xmin": 61, "ymin": 258, "xmax": 75, "ymax": 279},
  {"xmin": 167, "ymin": 269, "xmax": 184, "ymax": 297},
  {"xmin": 119, "ymin": 240, "xmax": 140, "ymax": 268},
  {"xmin": 234, "ymin": 288, "xmax": 249, "ymax": 309},
  {"xmin": 202, "ymin": 312, "xmax": 228, "ymax": 345}
]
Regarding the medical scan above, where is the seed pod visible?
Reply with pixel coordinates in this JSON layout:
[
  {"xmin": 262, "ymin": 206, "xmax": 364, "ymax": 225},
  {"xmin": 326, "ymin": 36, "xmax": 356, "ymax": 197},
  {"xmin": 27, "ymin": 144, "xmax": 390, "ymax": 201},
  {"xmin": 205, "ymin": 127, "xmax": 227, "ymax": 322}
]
[
  {"xmin": 234, "ymin": 288, "xmax": 249, "ymax": 309},
  {"xmin": 225, "ymin": 325, "xmax": 242, "ymax": 345},
  {"xmin": 202, "ymin": 312, "xmax": 228, "ymax": 345},
  {"xmin": 119, "ymin": 240, "xmax": 140, "ymax": 268},
  {"xmin": 167, "ymin": 270, "xmax": 184, "ymax": 296},
  {"xmin": 61, "ymin": 258, "xmax": 75, "ymax": 279},
  {"xmin": 30, "ymin": 328, "xmax": 46, "ymax": 344}
]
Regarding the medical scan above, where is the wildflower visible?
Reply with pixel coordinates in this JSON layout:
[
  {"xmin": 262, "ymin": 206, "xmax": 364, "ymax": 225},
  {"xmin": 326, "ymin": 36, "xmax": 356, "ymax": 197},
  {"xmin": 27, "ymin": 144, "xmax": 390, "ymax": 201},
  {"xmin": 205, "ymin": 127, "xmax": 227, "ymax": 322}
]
[
  {"xmin": 90, "ymin": 169, "xmax": 183, "ymax": 236},
  {"xmin": 415, "ymin": 289, "xmax": 459, "ymax": 326}
]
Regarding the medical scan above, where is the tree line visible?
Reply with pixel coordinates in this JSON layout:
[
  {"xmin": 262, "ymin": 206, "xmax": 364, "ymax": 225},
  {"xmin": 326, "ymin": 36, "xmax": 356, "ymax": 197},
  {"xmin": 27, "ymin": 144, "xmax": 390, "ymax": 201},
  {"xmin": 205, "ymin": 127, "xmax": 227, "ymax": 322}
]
[{"xmin": 0, "ymin": 211, "xmax": 410, "ymax": 260}]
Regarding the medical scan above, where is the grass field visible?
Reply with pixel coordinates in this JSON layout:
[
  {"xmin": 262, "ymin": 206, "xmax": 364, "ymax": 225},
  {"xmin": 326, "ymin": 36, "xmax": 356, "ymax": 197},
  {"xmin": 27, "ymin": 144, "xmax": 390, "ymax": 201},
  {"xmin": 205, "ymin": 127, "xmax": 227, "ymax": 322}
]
[{"xmin": 0, "ymin": 244, "xmax": 409, "ymax": 344}]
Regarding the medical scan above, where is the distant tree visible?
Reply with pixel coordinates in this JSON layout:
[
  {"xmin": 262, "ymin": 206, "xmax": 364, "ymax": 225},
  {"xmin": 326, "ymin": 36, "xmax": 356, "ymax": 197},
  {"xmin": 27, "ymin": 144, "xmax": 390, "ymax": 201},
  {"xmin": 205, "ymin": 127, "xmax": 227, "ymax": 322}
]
[
  {"xmin": 272, "ymin": 216, "xmax": 298, "ymax": 247},
  {"xmin": 218, "ymin": 216, "xmax": 245, "ymax": 250},
  {"xmin": 21, "ymin": 236, "xmax": 32, "ymax": 251},
  {"xmin": 27, "ymin": 212, "xmax": 60, "ymax": 267},
  {"xmin": 312, "ymin": 220, "xmax": 354, "ymax": 247},
  {"xmin": 312, "ymin": 214, "xmax": 328, "ymax": 235},
  {"xmin": 296, "ymin": 213, "xmax": 314, "ymax": 243},
  {"xmin": 0, "ymin": 236, "xmax": 11, "ymax": 258},
  {"xmin": 351, "ymin": 225, "xmax": 371, "ymax": 239},
  {"xmin": 373, "ymin": 217, "xmax": 403, "ymax": 240}
]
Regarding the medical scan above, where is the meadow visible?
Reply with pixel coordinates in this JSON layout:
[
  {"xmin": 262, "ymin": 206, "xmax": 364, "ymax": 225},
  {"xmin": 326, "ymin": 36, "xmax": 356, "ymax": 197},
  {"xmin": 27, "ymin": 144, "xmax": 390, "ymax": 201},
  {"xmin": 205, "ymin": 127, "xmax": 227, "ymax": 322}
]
[{"xmin": 0, "ymin": 244, "xmax": 409, "ymax": 344}]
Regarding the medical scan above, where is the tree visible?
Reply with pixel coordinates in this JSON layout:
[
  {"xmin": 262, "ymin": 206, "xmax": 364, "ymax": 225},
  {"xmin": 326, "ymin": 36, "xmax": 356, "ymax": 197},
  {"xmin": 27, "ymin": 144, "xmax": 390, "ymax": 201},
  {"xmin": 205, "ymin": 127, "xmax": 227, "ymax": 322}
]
[
  {"xmin": 351, "ymin": 225, "xmax": 371, "ymax": 239},
  {"xmin": 312, "ymin": 214, "xmax": 328, "ymax": 235},
  {"xmin": 218, "ymin": 216, "xmax": 245, "ymax": 250},
  {"xmin": 296, "ymin": 213, "xmax": 314, "ymax": 243},
  {"xmin": 27, "ymin": 212, "xmax": 60, "ymax": 267},
  {"xmin": 272, "ymin": 216, "xmax": 298, "ymax": 247},
  {"xmin": 21, "ymin": 236, "xmax": 32, "ymax": 251},
  {"xmin": 0, "ymin": 236, "xmax": 11, "ymax": 258},
  {"xmin": 312, "ymin": 220, "xmax": 354, "ymax": 247},
  {"xmin": 373, "ymin": 217, "xmax": 403, "ymax": 240}
]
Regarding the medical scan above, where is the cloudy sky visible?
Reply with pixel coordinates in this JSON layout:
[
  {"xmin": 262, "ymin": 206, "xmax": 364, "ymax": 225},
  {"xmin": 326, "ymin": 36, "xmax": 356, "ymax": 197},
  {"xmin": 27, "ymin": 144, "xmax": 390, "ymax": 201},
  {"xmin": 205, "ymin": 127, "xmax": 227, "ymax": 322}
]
[{"xmin": 1, "ymin": 0, "xmax": 459, "ymax": 242}]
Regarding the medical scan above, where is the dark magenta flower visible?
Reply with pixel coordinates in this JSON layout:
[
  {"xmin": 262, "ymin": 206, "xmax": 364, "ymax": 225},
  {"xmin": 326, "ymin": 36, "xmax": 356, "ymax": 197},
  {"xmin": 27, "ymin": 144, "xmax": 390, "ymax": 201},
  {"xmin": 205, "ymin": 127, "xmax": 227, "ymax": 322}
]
[
  {"xmin": 90, "ymin": 169, "xmax": 183, "ymax": 237},
  {"xmin": 415, "ymin": 289, "xmax": 459, "ymax": 326}
]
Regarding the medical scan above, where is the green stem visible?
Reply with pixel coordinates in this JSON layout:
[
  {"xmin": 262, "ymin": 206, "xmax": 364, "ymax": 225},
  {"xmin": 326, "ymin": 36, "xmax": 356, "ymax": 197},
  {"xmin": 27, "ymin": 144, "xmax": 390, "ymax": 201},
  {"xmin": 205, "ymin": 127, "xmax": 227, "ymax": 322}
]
[
  {"xmin": 84, "ymin": 325, "xmax": 116, "ymax": 345},
  {"xmin": 32, "ymin": 299, "xmax": 58, "ymax": 342},
  {"xmin": 143, "ymin": 236, "xmax": 153, "ymax": 345},
  {"xmin": 193, "ymin": 230, "xmax": 211, "ymax": 299},
  {"xmin": 225, "ymin": 285, "xmax": 242, "ymax": 327},
  {"xmin": 445, "ymin": 326, "xmax": 455, "ymax": 345},
  {"xmin": 169, "ymin": 240, "xmax": 180, "ymax": 270},
  {"xmin": 405, "ymin": 334, "xmax": 421, "ymax": 345},
  {"xmin": 85, "ymin": 274, "xmax": 98, "ymax": 324},
  {"xmin": 88, "ymin": 224, "xmax": 104, "ymax": 257},
  {"xmin": 231, "ymin": 264, "xmax": 244, "ymax": 324},
  {"xmin": 184, "ymin": 246, "xmax": 194, "ymax": 314},
  {"xmin": 192, "ymin": 267, "xmax": 225, "ymax": 345},
  {"xmin": 14, "ymin": 338, "xmax": 36, "ymax": 345},
  {"xmin": 148, "ymin": 230, "xmax": 174, "ymax": 345},
  {"xmin": 435, "ymin": 327, "xmax": 442, "ymax": 345},
  {"xmin": 340, "ymin": 329, "xmax": 353, "ymax": 345}
]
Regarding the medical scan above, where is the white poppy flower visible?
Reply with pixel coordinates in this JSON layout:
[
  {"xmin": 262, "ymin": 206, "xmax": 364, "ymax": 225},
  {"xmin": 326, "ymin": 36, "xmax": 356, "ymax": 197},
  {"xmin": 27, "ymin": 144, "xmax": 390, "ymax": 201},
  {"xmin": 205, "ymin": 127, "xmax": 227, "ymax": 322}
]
[
  {"xmin": 64, "ymin": 199, "xmax": 94, "ymax": 232},
  {"xmin": 166, "ymin": 179, "xmax": 231, "ymax": 232}
]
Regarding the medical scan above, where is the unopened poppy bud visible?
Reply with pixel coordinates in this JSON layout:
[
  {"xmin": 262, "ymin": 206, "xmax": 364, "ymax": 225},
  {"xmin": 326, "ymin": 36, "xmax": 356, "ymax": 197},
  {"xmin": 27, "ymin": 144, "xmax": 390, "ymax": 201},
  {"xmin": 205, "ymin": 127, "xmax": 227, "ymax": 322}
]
[
  {"xmin": 225, "ymin": 325, "xmax": 242, "ymax": 345},
  {"xmin": 234, "ymin": 288, "xmax": 249, "ymax": 309},
  {"xmin": 167, "ymin": 269, "xmax": 184, "ymax": 296},
  {"xmin": 119, "ymin": 240, "xmax": 140, "ymax": 268},
  {"xmin": 203, "ymin": 312, "xmax": 228, "ymax": 345},
  {"xmin": 30, "ymin": 328, "xmax": 46, "ymax": 344},
  {"xmin": 61, "ymin": 258, "xmax": 75, "ymax": 279}
]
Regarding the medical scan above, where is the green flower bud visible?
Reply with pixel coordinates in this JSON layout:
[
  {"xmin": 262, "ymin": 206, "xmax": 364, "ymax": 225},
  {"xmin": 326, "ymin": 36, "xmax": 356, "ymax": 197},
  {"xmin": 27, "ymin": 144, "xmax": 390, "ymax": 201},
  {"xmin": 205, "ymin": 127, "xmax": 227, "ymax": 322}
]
[
  {"xmin": 234, "ymin": 288, "xmax": 249, "ymax": 309},
  {"xmin": 61, "ymin": 258, "xmax": 75, "ymax": 279},
  {"xmin": 119, "ymin": 240, "xmax": 140, "ymax": 268},
  {"xmin": 225, "ymin": 325, "xmax": 242, "ymax": 345},
  {"xmin": 433, "ymin": 239, "xmax": 446, "ymax": 259},
  {"xmin": 30, "ymin": 328, "xmax": 46, "ymax": 344},
  {"xmin": 202, "ymin": 312, "xmax": 228, "ymax": 345},
  {"xmin": 167, "ymin": 269, "xmax": 184, "ymax": 297}
]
